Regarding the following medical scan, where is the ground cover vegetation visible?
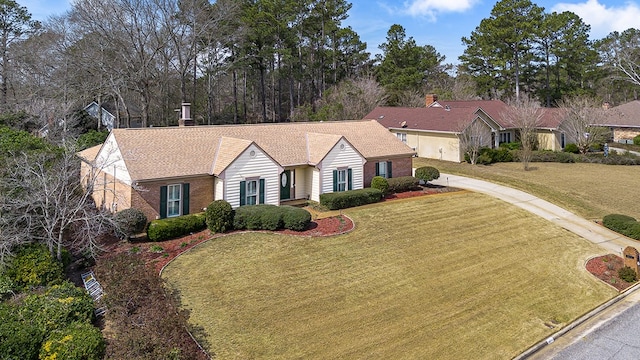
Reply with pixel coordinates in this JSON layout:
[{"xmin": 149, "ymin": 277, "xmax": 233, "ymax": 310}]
[
  {"xmin": 414, "ymin": 158, "xmax": 640, "ymax": 221},
  {"xmin": 163, "ymin": 192, "xmax": 615, "ymax": 359}
]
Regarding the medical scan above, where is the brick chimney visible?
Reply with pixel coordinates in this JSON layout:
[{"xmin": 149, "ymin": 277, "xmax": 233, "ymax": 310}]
[
  {"xmin": 178, "ymin": 103, "xmax": 195, "ymax": 126},
  {"xmin": 426, "ymin": 94, "xmax": 438, "ymax": 107}
]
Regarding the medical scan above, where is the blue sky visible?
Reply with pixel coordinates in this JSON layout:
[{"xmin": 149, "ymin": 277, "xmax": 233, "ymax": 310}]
[{"xmin": 22, "ymin": 0, "xmax": 640, "ymax": 65}]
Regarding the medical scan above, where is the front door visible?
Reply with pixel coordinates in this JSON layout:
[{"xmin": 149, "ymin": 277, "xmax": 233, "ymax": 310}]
[{"xmin": 280, "ymin": 170, "xmax": 291, "ymax": 200}]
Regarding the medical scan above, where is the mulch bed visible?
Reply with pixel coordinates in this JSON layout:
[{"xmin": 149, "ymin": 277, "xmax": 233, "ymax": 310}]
[{"xmin": 586, "ymin": 254, "xmax": 636, "ymax": 291}]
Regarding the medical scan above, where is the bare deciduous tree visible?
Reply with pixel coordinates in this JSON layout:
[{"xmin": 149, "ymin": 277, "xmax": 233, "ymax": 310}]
[
  {"xmin": 502, "ymin": 95, "xmax": 544, "ymax": 170},
  {"xmin": 458, "ymin": 118, "xmax": 492, "ymax": 165},
  {"xmin": 557, "ymin": 96, "xmax": 611, "ymax": 154},
  {"xmin": 0, "ymin": 143, "xmax": 116, "ymax": 264}
]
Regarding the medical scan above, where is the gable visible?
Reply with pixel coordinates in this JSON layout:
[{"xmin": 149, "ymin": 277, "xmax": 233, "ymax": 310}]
[{"xmin": 94, "ymin": 133, "xmax": 132, "ymax": 185}]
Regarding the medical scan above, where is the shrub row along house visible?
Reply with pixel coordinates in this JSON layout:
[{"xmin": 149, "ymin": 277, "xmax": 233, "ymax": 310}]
[{"xmin": 79, "ymin": 105, "xmax": 414, "ymax": 221}]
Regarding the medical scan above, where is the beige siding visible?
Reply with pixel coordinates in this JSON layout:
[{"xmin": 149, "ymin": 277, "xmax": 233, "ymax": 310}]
[
  {"xmin": 292, "ymin": 167, "xmax": 310, "ymax": 200},
  {"xmin": 537, "ymin": 131, "xmax": 562, "ymax": 151},
  {"xmin": 318, "ymin": 138, "xmax": 365, "ymax": 195},
  {"xmin": 614, "ymin": 128, "xmax": 640, "ymax": 142},
  {"xmin": 223, "ymin": 143, "xmax": 281, "ymax": 208},
  {"xmin": 391, "ymin": 129, "xmax": 462, "ymax": 162}
]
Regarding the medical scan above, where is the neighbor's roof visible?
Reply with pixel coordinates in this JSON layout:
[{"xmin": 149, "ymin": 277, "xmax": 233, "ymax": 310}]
[
  {"xmin": 600, "ymin": 101, "xmax": 640, "ymax": 127},
  {"xmin": 432, "ymin": 99, "xmax": 509, "ymax": 126},
  {"xmin": 366, "ymin": 106, "xmax": 479, "ymax": 133},
  {"xmin": 93, "ymin": 120, "xmax": 414, "ymax": 181},
  {"xmin": 77, "ymin": 144, "xmax": 102, "ymax": 163}
]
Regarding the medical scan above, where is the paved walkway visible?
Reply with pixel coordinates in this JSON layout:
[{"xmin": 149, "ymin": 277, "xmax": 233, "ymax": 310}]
[
  {"xmin": 610, "ymin": 146, "xmax": 640, "ymax": 157},
  {"xmin": 430, "ymin": 174, "xmax": 638, "ymax": 253}
]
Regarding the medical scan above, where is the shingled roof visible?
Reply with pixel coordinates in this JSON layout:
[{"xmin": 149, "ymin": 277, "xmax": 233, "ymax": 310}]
[
  {"xmin": 90, "ymin": 120, "xmax": 413, "ymax": 181},
  {"xmin": 366, "ymin": 106, "xmax": 479, "ymax": 133},
  {"xmin": 601, "ymin": 101, "xmax": 640, "ymax": 127}
]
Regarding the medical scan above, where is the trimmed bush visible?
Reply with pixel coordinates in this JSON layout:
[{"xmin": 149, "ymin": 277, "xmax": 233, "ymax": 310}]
[
  {"xmin": 5, "ymin": 243, "xmax": 64, "ymax": 290},
  {"xmin": 563, "ymin": 143, "xmax": 579, "ymax": 153},
  {"xmin": 618, "ymin": 266, "xmax": 637, "ymax": 282},
  {"xmin": 233, "ymin": 205, "xmax": 311, "ymax": 231},
  {"xmin": 147, "ymin": 213, "xmax": 206, "ymax": 241},
  {"xmin": 603, "ymin": 214, "xmax": 640, "ymax": 240},
  {"xmin": 499, "ymin": 142, "xmax": 521, "ymax": 150},
  {"xmin": 39, "ymin": 321, "xmax": 105, "ymax": 360},
  {"xmin": 319, "ymin": 188, "xmax": 383, "ymax": 210},
  {"xmin": 205, "ymin": 200, "xmax": 234, "ymax": 233},
  {"xmin": 370, "ymin": 176, "xmax": 389, "ymax": 195},
  {"xmin": 114, "ymin": 208, "xmax": 147, "ymax": 238},
  {"xmin": 415, "ymin": 166, "xmax": 440, "ymax": 183},
  {"xmin": 387, "ymin": 176, "xmax": 419, "ymax": 193},
  {"xmin": 281, "ymin": 206, "xmax": 312, "ymax": 231},
  {"xmin": 634, "ymin": 135, "xmax": 640, "ymax": 146}
]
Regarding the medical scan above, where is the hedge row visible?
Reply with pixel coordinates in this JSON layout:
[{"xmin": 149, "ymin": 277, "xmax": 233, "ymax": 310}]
[
  {"xmin": 319, "ymin": 188, "xmax": 383, "ymax": 210},
  {"xmin": 603, "ymin": 214, "xmax": 640, "ymax": 240},
  {"xmin": 147, "ymin": 213, "xmax": 206, "ymax": 241},
  {"xmin": 387, "ymin": 176, "xmax": 420, "ymax": 193},
  {"xmin": 233, "ymin": 204, "xmax": 311, "ymax": 231},
  {"xmin": 465, "ymin": 146, "xmax": 640, "ymax": 165}
]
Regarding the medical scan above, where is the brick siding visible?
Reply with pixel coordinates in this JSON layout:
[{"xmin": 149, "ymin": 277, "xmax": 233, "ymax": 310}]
[
  {"xmin": 132, "ymin": 176, "xmax": 214, "ymax": 221},
  {"xmin": 363, "ymin": 156, "xmax": 413, "ymax": 187}
]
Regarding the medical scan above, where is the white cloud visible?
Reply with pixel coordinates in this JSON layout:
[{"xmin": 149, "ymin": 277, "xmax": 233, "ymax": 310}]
[
  {"xmin": 403, "ymin": 0, "xmax": 478, "ymax": 19},
  {"xmin": 552, "ymin": 0, "xmax": 640, "ymax": 39}
]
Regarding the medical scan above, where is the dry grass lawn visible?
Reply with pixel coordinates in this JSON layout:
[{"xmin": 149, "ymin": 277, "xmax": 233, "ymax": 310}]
[
  {"xmin": 163, "ymin": 192, "xmax": 615, "ymax": 359},
  {"xmin": 415, "ymin": 158, "xmax": 640, "ymax": 220}
]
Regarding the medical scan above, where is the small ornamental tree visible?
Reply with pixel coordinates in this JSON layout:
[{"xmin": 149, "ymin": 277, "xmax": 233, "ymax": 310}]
[
  {"xmin": 414, "ymin": 166, "xmax": 440, "ymax": 183},
  {"xmin": 205, "ymin": 200, "xmax": 234, "ymax": 233},
  {"xmin": 114, "ymin": 208, "xmax": 147, "ymax": 238}
]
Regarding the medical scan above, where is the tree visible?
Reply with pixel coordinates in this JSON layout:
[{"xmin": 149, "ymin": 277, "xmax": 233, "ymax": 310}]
[
  {"xmin": 502, "ymin": 95, "xmax": 543, "ymax": 170},
  {"xmin": 597, "ymin": 28, "xmax": 640, "ymax": 88},
  {"xmin": 458, "ymin": 119, "xmax": 492, "ymax": 165},
  {"xmin": 375, "ymin": 24, "xmax": 445, "ymax": 105},
  {"xmin": 557, "ymin": 96, "xmax": 610, "ymax": 154},
  {"xmin": 0, "ymin": 0, "xmax": 40, "ymax": 108},
  {"xmin": 0, "ymin": 142, "xmax": 115, "ymax": 263},
  {"xmin": 460, "ymin": 0, "xmax": 543, "ymax": 100}
]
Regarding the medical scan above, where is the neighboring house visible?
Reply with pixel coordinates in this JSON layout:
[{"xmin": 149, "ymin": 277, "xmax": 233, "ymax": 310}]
[
  {"xmin": 600, "ymin": 100, "xmax": 640, "ymax": 143},
  {"xmin": 78, "ymin": 113, "xmax": 415, "ymax": 221},
  {"xmin": 367, "ymin": 95, "xmax": 566, "ymax": 162},
  {"xmin": 84, "ymin": 101, "xmax": 116, "ymax": 131}
]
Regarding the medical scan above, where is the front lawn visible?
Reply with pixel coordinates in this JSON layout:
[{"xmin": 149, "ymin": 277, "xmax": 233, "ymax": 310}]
[{"xmin": 163, "ymin": 192, "xmax": 615, "ymax": 359}]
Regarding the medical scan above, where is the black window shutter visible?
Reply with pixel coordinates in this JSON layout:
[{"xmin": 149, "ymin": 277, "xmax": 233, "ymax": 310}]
[
  {"xmin": 333, "ymin": 170, "xmax": 337, "ymax": 192},
  {"xmin": 182, "ymin": 183, "xmax": 190, "ymax": 215},
  {"xmin": 387, "ymin": 161, "xmax": 392, "ymax": 178},
  {"xmin": 159, "ymin": 186, "xmax": 167, "ymax": 219},
  {"xmin": 240, "ymin": 181, "xmax": 246, "ymax": 206},
  {"xmin": 259, "ymin": 179, "xmax": 265, "ymax": 204},
  {"xmin": 375, "ymin": 162, "xmax": 380, "ymax": 176},
  {"xmin": 347, "ymin": 168, "xmax": 353, "ymax": 190}
]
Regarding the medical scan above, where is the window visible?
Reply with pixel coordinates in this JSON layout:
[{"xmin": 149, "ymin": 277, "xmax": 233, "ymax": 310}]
[
  {"xmin": 396, "ymin": 132, "xmax": 407, "ymax": 143},
  {"xmin": 246, "ymin": 180, "xmax": 258, "ymax": 205},
  {"xmin": 160, "ymin": 183, "xmax": 190, "ymax": 218},
  {"xmin": 240, "ymin": 178, "xmax": 265, "ymax": 206},
  {"xmin": 167, "ymin": 184, "xmax": 181, "ymax": 217},
  {"xmin": 499, "ymin": 132, "xmax": 511, "ymax": 144},
  {"xmin": 561, "ymin": 133, "xmax": 566, "ymax": 149},
  {"xmin": 375, "ymin": 161, "xmax": 392, "ymax": 178},
  {"xmin": 333, "ymin": 168, "xmax": 352, "ymax": 192}
]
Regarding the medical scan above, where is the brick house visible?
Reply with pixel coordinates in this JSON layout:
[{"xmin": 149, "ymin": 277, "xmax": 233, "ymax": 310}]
[{"xmin": 78, "ymin": 113, "xmax": 415, "ymax": 221}]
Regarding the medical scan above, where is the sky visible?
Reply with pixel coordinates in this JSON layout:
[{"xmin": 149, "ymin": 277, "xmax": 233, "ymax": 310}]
[{"xmin": 21, "ymin": 0, "xmax": 640, "ymax": 65}]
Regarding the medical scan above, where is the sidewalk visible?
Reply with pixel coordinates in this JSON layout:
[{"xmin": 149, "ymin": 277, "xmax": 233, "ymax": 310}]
[{"xmin": 430, "ymin": 173, "xmax": 638, "ymax": 254}]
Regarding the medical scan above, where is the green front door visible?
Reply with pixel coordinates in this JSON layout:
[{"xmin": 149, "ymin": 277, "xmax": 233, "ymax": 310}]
[{"xmin": 280, "ymin": 170, "xmax": 291, "ymax": 200}]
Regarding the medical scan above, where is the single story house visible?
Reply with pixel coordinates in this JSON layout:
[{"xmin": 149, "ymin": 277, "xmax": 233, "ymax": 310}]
[
  {"xmin": 600, "ymin": 100, "xmax": 640, "ymax": 143},
  {"xmin": 79, "ymin": 111, "xmax": 415, "ymax": 220},
  {"xmin": 366, "ymin": 95, "xmax": 566, "ymax": 162}
]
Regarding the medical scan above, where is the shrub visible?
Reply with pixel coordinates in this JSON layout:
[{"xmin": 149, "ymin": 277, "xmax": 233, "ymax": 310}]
[
  {"xmin": 563, "ymin": 143, "xmax": 579, "ymax": 153},
  {"xmin": 260, "ymin": 207, "xmax": 283, "ymax": 231},
  {"xmin": 319, "ymin": 188, "xmax": 383, "ymax": 210},
  {"xmin": 603, "ymin": 214, "xmax": 640, "ymax": 240},
  {"xmin": 114, "ymin": 208, "xmax": 148, "ymax": 238},
  {"xmin": 0, "ymin": 303, "xmax": 44, "ymax": 360},
  {"xmin": 39, "ymin": 321, "xmax": 105, "ymax": 360},
  {"xmin": 634, "ymin": 135, "xmax": 640, "ymax": 146},
  {"xmin": 5, "ymin": 243, "xmax": 64, "ymax": 290},
  {"xmin": 414, "ymin": 166, "xmax": 440, "ymax": 183},
  {"xmin": 499, "ymin": 142, "xmax": 521, "ymax": 150},
  {"xmin": 205, "ymin": 200, "xmax": 234, "ymax": 233},
  {"xmin": 370, "ymin": 176, "xmax": 389, "ymax": 195},
  {"xmin": 386, "ymin": 176, "xmax": 419, "ymax": 193},
  {"xmin": 281, "ymin": 206, "xmax": 312, "ymax": 231},
  {"xmin": 619, "ymin": 266, "xmax": 637, "ymax": 282},
  {"xmin": 476, "ymin": 152, "xmax": 493, "ymax": 165},
  {"xmin": 0, "ymin": 274, "xmax": 15, "ymax": 300},
  {"xmin": 147, "ymin": 213, "xmax": 206, "ymax": 241}
]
